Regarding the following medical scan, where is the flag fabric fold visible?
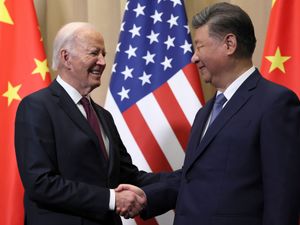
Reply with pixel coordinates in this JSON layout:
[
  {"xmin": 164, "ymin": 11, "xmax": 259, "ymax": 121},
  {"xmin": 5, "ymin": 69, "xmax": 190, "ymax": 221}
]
[
  {"xmin": 261, "ymin": 0, "xmax": 300, "ymax": 99},
  {"xmin": 105, "ymin": 0, "xmax": 204, "ymax": 224},
  {"xmin": 0, "ymin": 0, "xmax": 51, "ymax": 224}
]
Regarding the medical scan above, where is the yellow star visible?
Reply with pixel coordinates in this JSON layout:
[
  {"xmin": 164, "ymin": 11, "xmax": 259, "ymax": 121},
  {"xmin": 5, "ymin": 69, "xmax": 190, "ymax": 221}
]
[
  {"xmin": 272, "ymin": 0, "xmax": 277, "ymax": 8},
  {"xmin": 0, "ymin": 0, "xmax": 14, "ymax": 24},
  {"xmin": 32, "ymin": 58, "xmax": 49, "ymax": 80},
  {"xmin": 2, "ymin": 82, "xmax": 22, "ymax": 106},
  {"xmin": 265, "ymin": 47, "xmax": 291, "ymax": 73}
]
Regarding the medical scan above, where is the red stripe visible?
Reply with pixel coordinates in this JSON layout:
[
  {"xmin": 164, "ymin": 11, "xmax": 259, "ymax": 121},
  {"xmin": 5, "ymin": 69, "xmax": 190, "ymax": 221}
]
[
  {"xmin": 183, "ymin": 63, "xmax": 205, "ymax": 105},
  {"xmin": 123, "ymin": 104, "xmax": 173, "ymax": 172},
  {"xmin": 153, "ymin": 82, "xmax": 191, "ymax": 150},
  {"xmin": 135, "ymin": 216, "xmax": 159, "ymax": 225}
]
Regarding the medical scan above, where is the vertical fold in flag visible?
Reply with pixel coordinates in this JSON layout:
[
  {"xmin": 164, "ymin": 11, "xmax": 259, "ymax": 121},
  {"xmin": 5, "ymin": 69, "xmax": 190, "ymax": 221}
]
[
  {"xmin": 105, "ymin": 0, "xmax": 204, "ymax": 224},
  {"xmin": 261, "ymin": 0, "xmax": 300, "ymax": 98},
  {"xmin": 0, "ymin": 0, "xmax": 51, "ymax": 225}
]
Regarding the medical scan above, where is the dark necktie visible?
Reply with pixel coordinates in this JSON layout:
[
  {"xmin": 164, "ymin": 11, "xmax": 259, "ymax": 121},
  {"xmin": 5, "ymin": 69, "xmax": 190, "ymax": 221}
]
[
  {"xmin": 209, "ymin": 93, "xmax": 227, "ymax": 126},
  {"xmin": 80, "ymin": 97, "xmax": 108, "ymax": 160}
]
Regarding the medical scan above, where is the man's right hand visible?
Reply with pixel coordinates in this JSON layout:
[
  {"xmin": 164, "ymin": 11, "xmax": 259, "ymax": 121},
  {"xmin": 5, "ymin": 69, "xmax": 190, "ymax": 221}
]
[{"xmin": 115, "ymin": 184, "xmax": 147, "ymax": 219}]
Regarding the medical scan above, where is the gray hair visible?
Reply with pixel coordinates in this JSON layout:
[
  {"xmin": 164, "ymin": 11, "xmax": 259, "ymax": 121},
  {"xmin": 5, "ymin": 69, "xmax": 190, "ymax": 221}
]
[
  {"xmin": 51, "ymin": 22, "xmax": 95, "ymax": 70},
  {"xmin": 192, "ymin": 2, "xmax": 256, "ymax": 59}
]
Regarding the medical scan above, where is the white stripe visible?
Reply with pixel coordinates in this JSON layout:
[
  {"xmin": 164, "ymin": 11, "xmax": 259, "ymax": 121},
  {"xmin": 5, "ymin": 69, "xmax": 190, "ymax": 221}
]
[
  {"xmin": 156, "ymin": 210, "xmax": 175, "ymax": 225},
  {"xmin": 168, "ymin": 69, "xmax": 202, "ymax": 125},
  {"xmin": 121, "ymin": 211, "xmax": 175, "ymax": 225},
  {"xmin": 104, "ymin": 90, "xmax": 151, "ymax": 172},
  {"xmin": 121, "ymin": 218, "xmax": 137, "ymax": 225},
  {"xmin": 137, "ymin": 93, "xmax": 185, "ymax": 170}
]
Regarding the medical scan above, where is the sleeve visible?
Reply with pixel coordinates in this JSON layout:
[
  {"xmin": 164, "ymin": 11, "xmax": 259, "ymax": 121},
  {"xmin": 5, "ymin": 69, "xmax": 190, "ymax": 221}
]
[
  {"xmin": 260, "ymin": 89, "xmax": 300, "ymax": 225},
  {"xmin": 141, "ymin": 170, "xmax": 182, "ymax": 219},
  {"xmin": 14, "ymin": 96, "xmax": 111, "ymax": 221}
]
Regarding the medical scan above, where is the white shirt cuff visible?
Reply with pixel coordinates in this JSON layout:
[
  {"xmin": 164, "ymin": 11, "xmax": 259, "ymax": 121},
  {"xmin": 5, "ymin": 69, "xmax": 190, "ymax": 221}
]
[{"xmin": 109, "ymin": 189, "xmax": 116, "ymax": 210}]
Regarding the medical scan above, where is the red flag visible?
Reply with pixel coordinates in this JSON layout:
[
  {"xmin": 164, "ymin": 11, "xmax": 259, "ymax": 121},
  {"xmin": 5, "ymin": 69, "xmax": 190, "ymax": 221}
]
[
  {"xmin": 105, "ymin": 1, "xmax": 204, "ymax": 224},
  {"xmin": 261, "ymin": 0, "xmax": 300, "ymax": 98},
  {"xmin": 0, "ymin": 0, "xmax": 51, "ymax": 224}
]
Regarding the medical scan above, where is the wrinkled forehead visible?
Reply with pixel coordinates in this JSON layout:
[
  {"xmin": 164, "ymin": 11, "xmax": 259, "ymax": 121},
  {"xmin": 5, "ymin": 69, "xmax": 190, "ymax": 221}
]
[{"xmin": 73, "ymin": 28, "xmax": 105, "ymax": 49}]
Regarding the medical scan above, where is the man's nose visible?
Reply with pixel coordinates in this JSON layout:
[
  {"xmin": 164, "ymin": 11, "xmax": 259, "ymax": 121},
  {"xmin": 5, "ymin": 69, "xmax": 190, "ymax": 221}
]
[
  {"xmin": 97, "ymin": 54, "xmax": 106, "ymax": 65},
  {"xmin": 191, "ymin": 52, "xmax": 199, "ymax": 64}
]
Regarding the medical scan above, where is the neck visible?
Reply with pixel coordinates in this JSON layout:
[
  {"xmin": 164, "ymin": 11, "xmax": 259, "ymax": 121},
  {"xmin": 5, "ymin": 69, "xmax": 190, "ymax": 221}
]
[{"xmin": 215, "ymin": 58, "xmax": 253, "ymax": 92}]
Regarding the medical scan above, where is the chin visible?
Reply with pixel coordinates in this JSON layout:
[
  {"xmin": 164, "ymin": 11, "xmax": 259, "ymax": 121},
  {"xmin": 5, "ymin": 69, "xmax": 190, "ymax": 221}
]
[{"xmin": 201, "ymin": 74, "xmax": 212, "ymax": 84}]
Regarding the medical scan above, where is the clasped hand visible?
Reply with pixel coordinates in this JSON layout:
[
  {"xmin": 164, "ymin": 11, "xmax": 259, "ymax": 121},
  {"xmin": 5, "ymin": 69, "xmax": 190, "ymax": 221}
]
[{"xmin": 115, "ymin": 184, "xmax": 146, "ymax": 219}]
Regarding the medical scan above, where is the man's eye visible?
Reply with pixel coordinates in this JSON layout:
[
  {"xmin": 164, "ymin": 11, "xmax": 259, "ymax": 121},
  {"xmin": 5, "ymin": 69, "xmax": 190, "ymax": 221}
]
[
  {"xmin": 90, "ymin": 52, "xmax": 98, "ymax": 56},
  {"xmin": 196, "ymin": 45, "xmax": 203, "ymax": 52}
]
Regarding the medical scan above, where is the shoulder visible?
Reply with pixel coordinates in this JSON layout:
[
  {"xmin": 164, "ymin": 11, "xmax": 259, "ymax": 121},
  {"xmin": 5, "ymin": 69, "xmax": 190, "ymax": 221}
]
[
  {"xmin": 258, "ymin": 76, "xmax": 299, "ymax": 103},
  {"xmin": 18, "ymin": 86, "xmax": 51, "ymax": 109}
]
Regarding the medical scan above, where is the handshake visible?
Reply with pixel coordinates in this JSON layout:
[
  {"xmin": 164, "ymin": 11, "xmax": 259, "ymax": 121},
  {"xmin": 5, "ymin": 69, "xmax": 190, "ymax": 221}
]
[{"xmin": 115, "ymin": 184, "xmax": 146, "ymax": 219}]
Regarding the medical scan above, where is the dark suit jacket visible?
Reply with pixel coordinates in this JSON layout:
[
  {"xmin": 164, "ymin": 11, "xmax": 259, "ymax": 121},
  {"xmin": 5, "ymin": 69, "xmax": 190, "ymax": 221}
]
[
  {"xmin": 15, "ymin": 80, "xmax": 159, "ymax": 225},
  {"xmin": 142, "ymin": 70, "xmax": 300, "ymax": 225}
]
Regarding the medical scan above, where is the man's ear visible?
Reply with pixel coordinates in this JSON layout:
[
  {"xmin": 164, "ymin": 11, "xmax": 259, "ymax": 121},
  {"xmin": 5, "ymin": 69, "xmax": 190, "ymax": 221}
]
[
  {"xmin": 60, "ymin": 49, "xmax": 71, "ymax": 69},
  {"xmin": 224, "ymin": 33, "xmax": 237, "ymax": 56}
]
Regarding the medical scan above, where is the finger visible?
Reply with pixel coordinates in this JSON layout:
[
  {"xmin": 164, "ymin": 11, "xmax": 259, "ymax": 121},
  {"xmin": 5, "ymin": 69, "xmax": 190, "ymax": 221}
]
[
  {"xmin": 115, "ymin": 184, "xmax": 128, "ymax": 192},
  {"xmin": 135, "ymin": 192, "xmax": 147, "ymax": 207},
  {"xmin": 120, "ymin": 184, "xmax": 145, "ymax": 198}
]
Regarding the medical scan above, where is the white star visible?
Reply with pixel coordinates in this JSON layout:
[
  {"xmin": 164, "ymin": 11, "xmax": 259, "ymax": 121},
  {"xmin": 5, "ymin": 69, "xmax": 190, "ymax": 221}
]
[
  {"xmin": 142, "ymin": 51, "xmax": 156, "ymax": 65},
  {"xmin": 147, "ymin": 30, "xmax": 160, "ymax": 44},
  {"xmin": 161, "ymin": 57, "xmax": 173, "ymax": 71},
  {"xmin": 116, "ymin": 42, "xmax": 121, "ymax": 52},
  {"xmin": 118, "ymin": 87, "xmax": 130, "ymax": 101},
  {"xmin": 180, "ymin": 40, "xmax": 192, "ymax": 54},
  {"xmin": 133, "ymin": 3, "xmax": 145, "ymax": 18},
  {"xmin": 112, "ymin": 63, "xmax": 117, "ymax": 73},
  {"xmin": 167, "ymin": 14, "xmax": 179, "ymax": 29},
  {"xmin": 125, "ymin": 45, "xmax": 137, "ymax": 59},
  {"xmin": 184, "ymin": 25, "xmax": 190, "ymax": 34},
  {"xmin": 139, "ymin": 72, "xmax": 152, "ymax": 86},
  {"xmin": 170, "ymin": 0, "xmax": 182, "ymax": 7},
  {"xmin": 150, "ymin": 10, "xmax": 163, "ymax": 24},
  {"xmin": 121, "ymin": 66, "xmax": 134, "ymax": 80},
  {"xmin": 125, "ymin": 1, "xmax": 129, "ymax": 11},
  {"xmin": 120, "ymin": 22, "xmax": 125, "ymax": 32},
  {"xmin": 129, "ymin": 24, "xmax": 141, "ymax": 38},
  {"xmin": 164, "ymin": 35, "xmax": 175, "ymax": 50}
]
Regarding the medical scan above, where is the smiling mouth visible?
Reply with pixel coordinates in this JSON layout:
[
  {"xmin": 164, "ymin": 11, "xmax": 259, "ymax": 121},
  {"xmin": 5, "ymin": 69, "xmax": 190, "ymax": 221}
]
[
  {"xmin": 89, "ymin": 68, "xmax": 103, "ymax": 76},
  {"xmin": 90, "ymin": 71, "xmax": 101, "ymax": 75},
  {"xmin": 199, "ymin": 65, "xmax": 205, "ymax": 70}
]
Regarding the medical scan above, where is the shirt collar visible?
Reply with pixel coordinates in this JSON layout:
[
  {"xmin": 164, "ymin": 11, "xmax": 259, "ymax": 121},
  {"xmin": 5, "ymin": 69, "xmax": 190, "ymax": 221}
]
[
  {"xmin": 219, "ymin": 66, "xmax": 255, "ymax": 101},
  {"xmin": 56, "ymin": 75, "xmax": 85, "ymax": 104}
]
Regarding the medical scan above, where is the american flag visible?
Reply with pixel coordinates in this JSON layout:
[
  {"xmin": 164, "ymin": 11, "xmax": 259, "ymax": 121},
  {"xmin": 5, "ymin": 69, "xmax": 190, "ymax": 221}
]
[{"xmin": 105, "ymin": 0, "xmax": 204, "ymax": 224}]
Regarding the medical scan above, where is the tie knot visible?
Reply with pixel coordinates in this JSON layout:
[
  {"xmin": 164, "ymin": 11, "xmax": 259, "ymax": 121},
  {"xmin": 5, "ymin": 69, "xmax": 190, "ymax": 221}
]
[
  {"xmin": 80, "ymin": 97, "xmax": 90, "ymax": 107},
  {"xmin": 215, "ymin": 93, "xmax": 227, "ymax": 106}
]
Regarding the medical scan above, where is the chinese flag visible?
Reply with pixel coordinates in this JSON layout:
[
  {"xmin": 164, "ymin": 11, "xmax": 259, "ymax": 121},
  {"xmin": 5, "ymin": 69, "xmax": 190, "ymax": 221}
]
[
  {"xmin": 0, "ymin": 0, "xmax": 51, "ymax": 224},
  {"xmin": 261, "ymin": 0, "xmax": 300, "ymax": 98}
]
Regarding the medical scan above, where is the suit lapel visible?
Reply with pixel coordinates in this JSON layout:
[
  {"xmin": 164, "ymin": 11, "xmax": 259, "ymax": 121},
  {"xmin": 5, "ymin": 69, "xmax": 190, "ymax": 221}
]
[
  {"xmin": 182, "ymin": 100, "xmax": 213, "ymax": 172},
  {"xmin": 185, "ymin": 70, "xmax": 261, "ymax": 172},
  {"xmin": 49, "ymin": 81, "xmax": 100, "ymax": 150},
  {"xmin": 92, "ymin": 101, "xmax": 114, "ymax": 173}
]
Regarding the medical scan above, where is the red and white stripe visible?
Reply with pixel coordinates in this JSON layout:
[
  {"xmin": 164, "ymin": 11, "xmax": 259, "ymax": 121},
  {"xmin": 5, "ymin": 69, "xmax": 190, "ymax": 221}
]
[{"xmin": 105, "ymin": 64, "xmax": 204, "ymax": 225}]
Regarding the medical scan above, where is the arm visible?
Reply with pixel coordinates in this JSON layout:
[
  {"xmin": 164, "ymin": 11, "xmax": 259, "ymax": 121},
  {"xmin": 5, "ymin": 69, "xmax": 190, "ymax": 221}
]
[{"xmin": 260, "ymin": 89, "xmax": 300, "ymax": 225}]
